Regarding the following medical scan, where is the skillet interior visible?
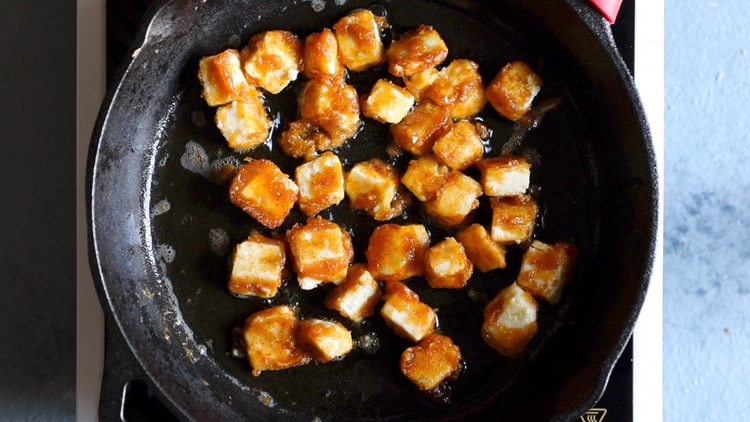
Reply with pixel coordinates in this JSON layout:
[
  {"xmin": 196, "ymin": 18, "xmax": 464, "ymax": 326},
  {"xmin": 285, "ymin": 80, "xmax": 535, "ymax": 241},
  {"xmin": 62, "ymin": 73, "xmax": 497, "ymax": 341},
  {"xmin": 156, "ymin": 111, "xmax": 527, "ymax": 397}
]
[{"xmin": 89, "ymin": 0, "xmax": 656, "ymax": 420}]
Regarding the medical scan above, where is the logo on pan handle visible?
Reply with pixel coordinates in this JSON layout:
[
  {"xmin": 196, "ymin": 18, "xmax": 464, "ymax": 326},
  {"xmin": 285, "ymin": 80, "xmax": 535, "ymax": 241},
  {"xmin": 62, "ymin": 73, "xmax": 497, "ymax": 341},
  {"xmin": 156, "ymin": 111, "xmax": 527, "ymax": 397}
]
[{"xmin": 581, "ymin": 408, "xmax": 608, "ymax": 422}]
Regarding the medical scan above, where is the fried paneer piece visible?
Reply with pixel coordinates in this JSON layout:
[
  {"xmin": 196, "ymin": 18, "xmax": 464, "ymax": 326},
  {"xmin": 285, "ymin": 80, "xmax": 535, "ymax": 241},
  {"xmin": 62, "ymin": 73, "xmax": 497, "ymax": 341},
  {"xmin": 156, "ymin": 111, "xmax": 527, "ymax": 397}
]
[
  {"xmin": 387, "ymin": 25, "xmax": 448, "ymax": 77},
  {"xmin": 362, "ymin": 79, "xmax": 415, "ymax": 124},
  {"xmin": 240, "ymin": 30, "xmax": 303, "ymax": 94},
  {"xmin": 278, "ymin": 119, "xmax": 334, "ymax": 160},
  {"xmin": 229, "ymin": 159, "xmax": 298, "ymax": 229},
  {"xmin": 486, "ymin": 61, "xmax": 542, "ymax": 121},
  {"xmin": 345, "ymin": 159, "xmax": 403, "ymax": 221},
  {"xmin": 477, "ymin": 156, "xmax": 531, "ymax": 197},
  {"xmin": 401, "ymin": 155, "xmax": 450, "ymax": 202},
  {"xmin": 243, "ymin": 306, "xmax": 312, "ymax": 376},
  {"xmin": 482, "ymin": 283, "xmax": 539, "ymax": 358},
  {"xmin": 303, "ymin": 28, "xmax": 343, "ymax": 79},
  {"xmin": 432, "ymin": 120, "xmax": 485, "ymax": 171},
  {"xmin": 297, "ymin": 319, "xmax": 353, "ymax": 362},
  {"xmin": 424, "ymin": 59, "xmax": 487, "ymax": 119},
  {"xmin": 390, "ymin": 102, "xmax": 450, "ymax": 156},
  {"xmin": 400, "ymin": 334, "xmax": 462, "ymax": 390},
  {"xmin": 380, "ymin": 281, "xmax": 436, "ymax": 342},
  {"xmin": 299, "ymin": 77, "xmax": 361, "ymax": 143},
  {"xmin": 295, "ymin": 152, "xmax": 345, "ymax": 216},
  {"xmin": 424, "ymin": 171, "xmax": 482, "ymax": 227},
  {"xmin": 404, "ymin": 68, "xmax": 439, "ymax": 101},
  {"xmin": 424, "ymin": 237, "xmax": 473, "ymax": 289},
  {"xmin": 333, "ymin": 9, "xmax": 385, "ymax": 71},
  {"xmin": 366, "ymin": 224, "xmax": 431, "ymax": 282},
  {"xmin": 215, "ymin": 95, "xmax": 272, "ymax": 151},
  {"xmin": 490, "ymin": 195, "xmax": 537, "ymax": 244},
  {"xmin": 287, "ymin": 217, "xmax": 354, "ymax": 290},
  {"xmin": 517, "ymin": 240, "xmax": 578, "ymax": 304},
  {"xmin": 456, "ymin": 224, "xmax": 507, "ymax": 272},
  {"xmin": 325, "ymin": 264, "xmax": 383, "ymax": 322},
  {"xmin": 198, "ymin": 49, "xmax": 255, "ymax": 106},
  {"xmin": 229, "ymin": 234, "xmax": 286, "ymax": 298}
]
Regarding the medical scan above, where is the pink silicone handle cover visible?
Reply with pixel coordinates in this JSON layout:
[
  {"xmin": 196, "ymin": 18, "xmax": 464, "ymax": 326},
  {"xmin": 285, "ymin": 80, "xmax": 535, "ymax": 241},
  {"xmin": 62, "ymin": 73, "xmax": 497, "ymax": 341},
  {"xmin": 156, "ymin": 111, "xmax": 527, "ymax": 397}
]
[{"xmin": 589, "ymin": 0, "xmax": 623, "ymax": 23}]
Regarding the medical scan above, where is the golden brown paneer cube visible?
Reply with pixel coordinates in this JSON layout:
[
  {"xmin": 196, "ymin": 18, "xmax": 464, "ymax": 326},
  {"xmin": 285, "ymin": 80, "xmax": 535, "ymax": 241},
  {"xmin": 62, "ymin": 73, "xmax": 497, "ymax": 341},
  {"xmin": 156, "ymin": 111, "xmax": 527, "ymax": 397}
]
[
  {"xmin": 390, "ymin": 102, "xmax": 450, "ymax": 156},
  {"xmin": 387, "ymin": 25, "xmax": 448, "ymax": 77},
  {"xmin": 455, "ymin": 224, "xmax": 507, "ymax": 272},
  {"xmin": 299, "ymin": 77, "xmax": 361, "ymax": 143},
  {"xmin": 424, "ymin": 59, "xmax": 487, "ymax": 119},
  {"xmin": 362, "ymin": 79, "xmax": 415, "ymax": 124},
  {"xmin": 490, "ymin": 195, "xmax": 537, "ymax": 244},
  {"xmin": 424, "ymin": 237, "xmax": 473, "ymax": 289},
  {"xmin": 197, "ymin": 49, "xmax": 255, "ymax": 106},
  {"xmin": 215, "ymin": 95, "xmax": 272, "ymax": 151},
  {"xmin": 517, "ymin": 240, "xmax": 579, "ymax": 304},
  {"xmin": 400, "ymin": 334, "xmax": 462, "ymax": 391},
  {"xmin": 401, "ymin": 155, "xmax": 450, "ymax": 202},
  {"xmin": 482, "ymin": 283, "xmax": 539, "ymax": 358},
  {"xmin": 303, "ymin": 28, "xmax": 343, "ymax": 79},
  {"xmin": 380, "ymin": 281, "xmax": 436, "ymax": 342},
  {"xmin": 366, "ymin": 224, "xmax": 431, "ymax": 282},
  {"xmin": 424, "ymin": 171, "xmax": 482, "ymax": 227},
  {"xmin": 404, "ymin": 68, "xmax": 439, "ymax": 101},
  {"xmin": 297, "ymin": 319, "xmax": 353, "ymax": 363},
  {"xmin": 325, "ymin": 264, "xmax": 383, "ymax": 322},
  {"xmin": 278, "ymin": 119, "xmax": 335, "ymax": 160},
  {"xmin": 477, "ymin": 156, "xmax": 531, "ymax": 197},
  {"xmin": 345, "ymin": 159, "xmax": 403, "ymax": 221},
  {"xmin": 229, "ymin": 159, "xmax": 298, "ymax": 229},
  {"xmin": 486, "ymin": 61, "xmax": 542, "ymax": 121},
  {"xmin": 228, "ymin": 234, "xmax": 286, "ymax": 298},
  {"xmin": 243, "ymin": 306, "xmax": 312, "ymax": 376},
  {"xmin": 432, "ymin": 120, "xmax": 485, "ymax": 170},
  {"xmin": 287, "ymin": 217, "xmax": 354, "ymax": 290},
  {"xmin": 295, "ymin": 152, "xmax": 345, "ymax": 216},
  {"xmin": 333, "ymin": 9, "xmax": 385, "ymax": 71},
  {"xmin": 240, "ymin": 30, "xmax": 303, "ymax": 94}
]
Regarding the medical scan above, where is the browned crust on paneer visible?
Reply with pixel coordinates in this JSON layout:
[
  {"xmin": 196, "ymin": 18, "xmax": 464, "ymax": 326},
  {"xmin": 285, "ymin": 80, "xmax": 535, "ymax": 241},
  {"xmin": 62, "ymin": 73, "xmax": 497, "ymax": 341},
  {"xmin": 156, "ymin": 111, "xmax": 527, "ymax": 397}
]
[
  {"xmin": 278, "ymin": 119, "xmax": 335, "ymax": 160},
  {"xmin": 424, "ymin": 59, "xmax": 487, "ymax": 119},
  {"xmin": 214, "ymin": 94, "xmax": 272, "ymax": 152},
  {"xmin": 400, "ymin": 334, "xmax": 462, "ymax": 391},
  {"xmin": 380, "ymin": 281, "xmax": 436, "ymax": 341},
  {"xmin": 299, "ymin": 77, "xmax": 361, "ymax": 143},
  {"xmin": 295, "ymin": 152, "xmax": 345, "ymax": 216},
  {"xmin": 387, "ymin": 25, "xmax": 449, "ymax": 77},
  {"xmin": 333, "ymin": 9, "xmax": 385, "ymax": 71},
  {"xmin": 325, "ymin": 264, "xmax": 383, "ymax": 321},
  {"xmin": 198, "ymin": 49, "xmax": 255, "ymax": 106},
  {"xmin": 489, "ymin": 195, "xmax": 538, "ymax": 244},
  {"xmin": 432, "ymin": 120, "xmax": 485, "ymax": 171},
  {"xmin": 424, "ymin": 171, "xmax": 482, "ymax": 227},
  {"xmin": 228, "ymin": 234, "xmax": 286, "ymax": 298},
  {"xmin": 482, "ymin": 284, "xmax": 539, "ymax": 358},
  {"xmin": 240, "ymin": 30, "xmax": 303, "ymax": 94},
  {"xmin": 476, "ymin": 156, "xmax": 531, "ymax": 196},
  {"xmin": 517, "ymin": 241, "xmax": 579, "ymax": 304},
  {"xmin": 456, "ymin": 224, "xmax": 507, "ymax": 272},
  {"xmin": 400, "ymin": 155, "xmax": 451, "ymax": 202},
  {"xmin": 303, "ymin": 28, "xmax": 344, "ymax": 79},
  {"xmin": 362, "ymin": 79, "xmax": 415, "ymax": 124},
  {"xmin": 229, "ymin": 159, "xmax": 298, "ymax": 229},
  {"xmin": 297, "ymin": 319, "xmax": 353, "ymax": 363},
  {"xmin": 243, "ymin": 306, "xmax": 312, "ymax": 376},
  {"xmin": 424, "ymin": 237, "xmax": 474, "ymax": 289},
  {"xmin": 486, "ymin": 61, "xmax": 543, "ymax": 121},
  {"xmin": 390, "ymin": 102, "xmax": 450, "ymax": 156},
  {"xmin": 366, "ymin": 224, "xmax": 430, "ymax": 282},
  {"xmin": 403, "ymin": 68, "xmax": 439, "ymax": 101},
  {"xmin": 345, "ymin": 159, "xmax": 405, "ymax": 221},
  {"xmin": 286, "ymin": 216, "xmax": 354, "ymax": 284}
]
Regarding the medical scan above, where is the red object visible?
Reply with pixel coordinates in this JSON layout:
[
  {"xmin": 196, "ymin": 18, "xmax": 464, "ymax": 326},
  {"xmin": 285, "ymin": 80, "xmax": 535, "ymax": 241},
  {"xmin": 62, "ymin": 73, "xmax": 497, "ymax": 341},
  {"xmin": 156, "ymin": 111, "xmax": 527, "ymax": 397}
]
[{"xmin": 589, "ymin": 0, "xmax": 623, "ymax": 24}]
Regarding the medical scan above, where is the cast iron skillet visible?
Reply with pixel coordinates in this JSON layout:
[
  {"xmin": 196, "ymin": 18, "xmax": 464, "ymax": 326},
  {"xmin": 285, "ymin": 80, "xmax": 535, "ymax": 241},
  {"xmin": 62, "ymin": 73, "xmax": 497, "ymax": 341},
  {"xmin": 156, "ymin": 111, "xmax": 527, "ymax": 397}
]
[{"xmin": 88, "ymin": 0, "xmax": 657, "ymax": 420}]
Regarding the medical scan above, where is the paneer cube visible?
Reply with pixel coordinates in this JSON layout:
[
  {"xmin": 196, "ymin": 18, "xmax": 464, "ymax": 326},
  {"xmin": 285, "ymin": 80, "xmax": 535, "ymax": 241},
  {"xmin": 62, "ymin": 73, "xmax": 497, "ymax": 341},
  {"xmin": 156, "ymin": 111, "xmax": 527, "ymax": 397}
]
[
  {"xmin": 401, "ymin": 155, "xmax": 450, "ymax": 202},
  {"xmin": 482, "ymin": 283, "xmax": 538, "ymax": 358},
  {"xmin": 425, "ymin": 59, "xmax": 487, "ymax": 119},
  {"xmin": 278, "ymin": 119, "xmax": 334, "ymax": 160},
  {"xmin": 215, "ymin": 96, "xmax": 272, "ymax": 151},
  {"xmin": 366, "ymin": 224, "xmax": 430, "ymax": 282},
  {"xmin": 424, "ymin": 171, "xmax": 482, "ymax": 227},
  {"xmin": 387, "ymin": 25, "xmax": 449, "ymax": 77},
  {"xmin": 299, "ymin": 77, "xmax": 361, "ymax": 143},
  {"xmin": 424, "ymin": 237, "xmax": 473, "ymax": 289},
  {"xmin": 404, "ymin": 68, "xmax": 439, "ymax": 100},
  {"xmin": 400, "ymin": 334, "xmax": 462, "ymax": 391},
  {"xmin": 456, "ymin": 224, "xmax": 507, "ymax": 272},
  {"xmin": 390, "ymin": 102, "xmax": 450, "ymax": 156},
  {"xmin": 333, "ymin": 9, "xmax": 385, "ymax": 71},
  {"xmin": 229, "ymin": 159, "xmax": 298, "ymax": 229},
  {"xmin": 286, "ymin": 217, "xmax": 354, "ymax": 290},
  {"xmin": 362, "ymin": 79, "xmax": 415, "ymax": 124},
  {"xmin": 432, "ymin": 120, "xmax": 485, "ymax": 170},
  {"xmin": 517, "ymin": 241, "xmax": 579, "ymax": 304},
  {"xmin": 240, "ymin": 30, "xmax": 303, "ymax": 94},
  {"xmin": 345, "ymin": 159, "xmax": 403, "ymax": 221},
  {"xmin": 303, "ymin": 28, "xmax": 343, "ymax": 79},
  {"xmin": 477, "ymin": 156, "xmax": 531, "ymax": 197},
  {"xmin": 490, "ymin": 195, "xmax": 537, "ymax": 244},
  {"xmin": 295, "ymin": 152, "xmax": 345, "ymax": 216},
  {"xmin": 228, "ymin": 234, "xmax": 286, "ymax": 298},
  {"xmin": 325, "ymin": 264, "xmax": 383, "ymax": 322},
  {"xmin": 197, "ymin": 49, "xmax": 255, "ymax": 106},
  {"xmin": 297, "ymin": 319, "xmax": 353, "ymax": 363},
  {"xmin": 486, "ymin": 61, "xmax": 543, "ymax": 121},
  {"xmin": 243, "ymin": 306, "xmax": 311, "ymax": 376},
  {"xmin": 380, "ymin": 281, "xmax": 436, "ymax": 342}
]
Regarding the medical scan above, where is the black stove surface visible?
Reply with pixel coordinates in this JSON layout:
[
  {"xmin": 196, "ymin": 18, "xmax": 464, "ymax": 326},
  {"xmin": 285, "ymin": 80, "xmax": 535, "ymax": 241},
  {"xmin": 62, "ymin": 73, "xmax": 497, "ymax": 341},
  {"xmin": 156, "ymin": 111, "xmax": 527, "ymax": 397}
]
[{"xmin": 102, "ymin": 1, "xmax": 635, "ymax": 420}]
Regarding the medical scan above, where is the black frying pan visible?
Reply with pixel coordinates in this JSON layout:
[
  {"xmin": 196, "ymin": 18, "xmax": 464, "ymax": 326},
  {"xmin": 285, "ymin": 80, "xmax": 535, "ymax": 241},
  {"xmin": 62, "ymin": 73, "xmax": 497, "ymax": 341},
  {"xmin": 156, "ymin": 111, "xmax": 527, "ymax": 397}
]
[{"xmin": 88, "ymin": 0, "xmax": 657, "ymax": 420}]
